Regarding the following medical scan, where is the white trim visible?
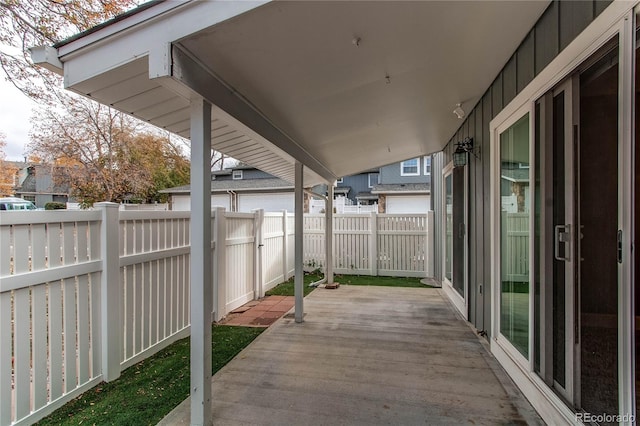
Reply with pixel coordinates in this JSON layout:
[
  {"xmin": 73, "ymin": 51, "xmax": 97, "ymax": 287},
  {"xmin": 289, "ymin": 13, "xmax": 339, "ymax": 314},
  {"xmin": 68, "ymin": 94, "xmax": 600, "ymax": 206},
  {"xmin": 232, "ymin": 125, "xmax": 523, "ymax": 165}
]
[
  {"xmin": 491, "ymin": 106, "xmax": 533, "ymax": 349},
  {"xmin": 441, "ymin": 161, "xmax": 467, "ymax": 320},
  {"xmin": 442, "ymin": 278, "xmax": 467, "ymax": 319},
  {"xmin": 618, "ymin": 7, "xmax": 636, "ymax": 421},
  {"xmin": 424, "ymin": 155, "xmax": 432, "ymax": 176},
  {"xmin": 401, "ymin": 158, "xmax": 420, "ymax": 176},
  {"xmin": 368, "ymin": 173, "xmax": 379, "ymax": 188},
  {"xmin": 491, "ymin": 338, "xmax": 579, "ymax": 426},
  {"xmin": 232, "ymin": 170, "xmax": 243, "ymax": 180}
]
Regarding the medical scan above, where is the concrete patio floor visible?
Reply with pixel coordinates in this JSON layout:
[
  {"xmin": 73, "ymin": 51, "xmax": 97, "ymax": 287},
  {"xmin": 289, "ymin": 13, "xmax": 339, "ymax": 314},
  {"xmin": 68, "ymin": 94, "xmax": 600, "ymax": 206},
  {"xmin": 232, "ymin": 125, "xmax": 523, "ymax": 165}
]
[{"xmin": 159, "ymin": 286, "xmax": 543, "ymax": 425}]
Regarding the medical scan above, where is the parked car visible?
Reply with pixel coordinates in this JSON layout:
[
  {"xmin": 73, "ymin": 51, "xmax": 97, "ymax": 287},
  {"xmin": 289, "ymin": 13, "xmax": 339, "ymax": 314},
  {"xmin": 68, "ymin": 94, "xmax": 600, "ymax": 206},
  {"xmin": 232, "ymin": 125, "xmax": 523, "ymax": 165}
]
[{"xmin": 0, "ymin": 197, "xmax": 37, "ymax": 211}]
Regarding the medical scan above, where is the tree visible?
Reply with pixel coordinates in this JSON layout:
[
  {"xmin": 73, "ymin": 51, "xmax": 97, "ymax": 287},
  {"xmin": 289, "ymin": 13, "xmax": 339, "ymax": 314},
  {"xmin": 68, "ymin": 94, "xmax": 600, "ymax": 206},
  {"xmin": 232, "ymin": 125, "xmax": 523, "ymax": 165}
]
[
  {"xmin": 29, "ymin": 97, "xmax": 190, "ymax": 207},
  {"xmin": 0, "ymin": 132, "xmax": 18, "ymax": 196},
  {"xmin": 2, "ymin": 0, "xmax": 235, "ymax": 199},
  {"xmin": 0, "ymin": 0, "xmax": 136, "ymax": 102}
]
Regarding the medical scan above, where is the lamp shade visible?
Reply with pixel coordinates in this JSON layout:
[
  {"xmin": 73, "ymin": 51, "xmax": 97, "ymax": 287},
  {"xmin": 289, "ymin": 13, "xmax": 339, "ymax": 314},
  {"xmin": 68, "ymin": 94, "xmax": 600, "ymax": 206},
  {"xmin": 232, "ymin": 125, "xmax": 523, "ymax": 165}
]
[{"xmin": 453, "ymin": 146, "xmax": 467, "ymax": 167}]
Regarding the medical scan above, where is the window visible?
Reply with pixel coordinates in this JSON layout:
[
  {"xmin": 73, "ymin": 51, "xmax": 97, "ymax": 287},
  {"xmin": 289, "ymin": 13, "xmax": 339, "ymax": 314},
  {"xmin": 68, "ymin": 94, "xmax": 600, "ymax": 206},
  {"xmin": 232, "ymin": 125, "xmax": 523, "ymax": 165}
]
[
  {"xmin": 232, "ymin": 170, "xmax": 243, "ymax": 180},
  {"xmin": 401, "ymin": 158, "xmax": 420, "ymax": 176},
  {"xmin": 424, "ymin": 156, "xmax": 431, "ymax": 175},
  {"xmin": 368, "ymin": 173, "xmax": 379, "ymax": 188}
]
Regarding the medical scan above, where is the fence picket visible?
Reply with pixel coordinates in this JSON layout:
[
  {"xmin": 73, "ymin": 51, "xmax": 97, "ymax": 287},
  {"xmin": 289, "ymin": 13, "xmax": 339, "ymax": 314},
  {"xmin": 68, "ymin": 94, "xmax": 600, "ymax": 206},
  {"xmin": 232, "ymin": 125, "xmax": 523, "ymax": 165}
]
[
  {"xmin": 32, "ymin": 284, "xmax": 47, "ymax": 410},
  {"xmin": 14, "ymin": 288, "xmax": 30, "ymax": 419},
  {"xmin": 0, "ymin": 291, "xmax": 11, "ymax": 425},
  {"xmin": 48, "ymin": 282, "xmax": 63, "ymax": 401},
  {"xmin": 77, "ymin": 275, "xmax": 90, "ymax": 384},
  {"xmin": 63, "ymin": 278, "xmax": 77, "ymax": 393}
]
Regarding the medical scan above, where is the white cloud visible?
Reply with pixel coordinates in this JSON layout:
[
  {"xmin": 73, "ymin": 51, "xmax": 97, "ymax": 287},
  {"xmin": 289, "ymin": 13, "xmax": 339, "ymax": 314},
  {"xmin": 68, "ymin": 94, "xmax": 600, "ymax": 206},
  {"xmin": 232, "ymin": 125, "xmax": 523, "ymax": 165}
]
[{"xmin": 0, "ymin": 78, "xmax": 38, "ymax": 161}]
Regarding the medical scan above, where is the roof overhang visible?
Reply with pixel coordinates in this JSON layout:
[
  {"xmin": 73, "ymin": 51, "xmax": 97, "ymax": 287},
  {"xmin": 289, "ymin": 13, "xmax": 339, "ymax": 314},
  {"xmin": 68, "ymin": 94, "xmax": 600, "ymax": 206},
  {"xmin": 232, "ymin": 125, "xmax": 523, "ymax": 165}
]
[{"xmin": 33, "ymin": 0, "xmax": 550, "ymax": 185}]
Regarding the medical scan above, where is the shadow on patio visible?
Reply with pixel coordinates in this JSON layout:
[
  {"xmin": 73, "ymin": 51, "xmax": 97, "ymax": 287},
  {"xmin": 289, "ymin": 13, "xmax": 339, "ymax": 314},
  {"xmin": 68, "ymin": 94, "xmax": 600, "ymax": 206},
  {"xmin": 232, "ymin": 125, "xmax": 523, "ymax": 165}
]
[{"xmin": 159, "ymin": 286, "xmax": 543, "ymax": 425}]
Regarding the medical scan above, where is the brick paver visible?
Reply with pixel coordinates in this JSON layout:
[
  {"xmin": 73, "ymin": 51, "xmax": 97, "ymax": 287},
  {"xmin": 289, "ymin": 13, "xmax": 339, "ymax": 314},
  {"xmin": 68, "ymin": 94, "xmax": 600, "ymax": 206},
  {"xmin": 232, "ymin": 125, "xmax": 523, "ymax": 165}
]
[{"xmin": 222, "ymin": 295, "xmax": 295, "ymax": 327}]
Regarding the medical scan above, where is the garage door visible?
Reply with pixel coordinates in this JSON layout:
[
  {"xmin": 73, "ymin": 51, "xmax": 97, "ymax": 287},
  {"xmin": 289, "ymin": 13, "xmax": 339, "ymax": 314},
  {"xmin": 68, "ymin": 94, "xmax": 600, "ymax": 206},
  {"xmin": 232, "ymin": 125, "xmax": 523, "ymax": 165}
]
[
  {"xmin": 171, "ymin": 194, "xmax": 231, "ymax": 211},
  {"xmin": 385, "ymin": 195, "xmax": 431, "ymax": 214},
  {"xmin": 238, "ymin": 193, "xmax": 294, "ymax": 212}
]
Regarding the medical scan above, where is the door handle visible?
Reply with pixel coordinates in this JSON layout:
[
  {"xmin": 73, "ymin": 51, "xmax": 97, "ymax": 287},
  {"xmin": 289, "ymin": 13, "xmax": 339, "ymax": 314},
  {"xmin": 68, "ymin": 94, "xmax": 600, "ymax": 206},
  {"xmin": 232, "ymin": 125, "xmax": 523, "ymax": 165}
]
[
  {"xmin": 458, "ymin": 223, "xmax": 465, "ymax": 239},
  {"xmin": 617, "ymin": 230, "xmax": 622, "ymax": 264},
  {"xmin": 554, "ymin": 224, "xmax": 571, "ymax": 261}
]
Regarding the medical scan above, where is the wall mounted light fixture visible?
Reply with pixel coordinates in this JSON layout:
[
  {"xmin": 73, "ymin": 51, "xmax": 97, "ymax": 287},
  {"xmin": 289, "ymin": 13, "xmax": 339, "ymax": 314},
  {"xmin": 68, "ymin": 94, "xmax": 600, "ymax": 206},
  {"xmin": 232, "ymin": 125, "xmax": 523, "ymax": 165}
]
[{"xmin": 453, "ymin": 137, "xmax": 477, "ymax": 167}]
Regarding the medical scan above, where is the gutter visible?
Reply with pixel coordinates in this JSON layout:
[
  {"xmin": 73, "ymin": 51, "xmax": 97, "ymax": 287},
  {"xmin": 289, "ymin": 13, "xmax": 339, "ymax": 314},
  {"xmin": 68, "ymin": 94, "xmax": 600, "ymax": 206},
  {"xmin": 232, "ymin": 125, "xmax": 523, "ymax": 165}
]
[{"xmin": 30, "ymin": 46, "xmax": 63, "ymax": 75}]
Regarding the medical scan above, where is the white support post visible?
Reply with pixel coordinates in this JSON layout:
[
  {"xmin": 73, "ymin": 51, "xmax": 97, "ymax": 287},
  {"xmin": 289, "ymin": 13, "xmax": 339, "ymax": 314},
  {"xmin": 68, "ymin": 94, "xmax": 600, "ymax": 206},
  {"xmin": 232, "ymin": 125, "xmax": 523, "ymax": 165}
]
[
  {"xmin": 369, "ymin": 212, "xmax": 378, "ymax": 276},
  {"xmin": 189, "ymin": 97, "xmax": 213, "ymax": 426},
  {"xmin": 212, "ymin": 207, "xmax": 227, "ymax": 321},
  {"xmin": 294, "ymin": 162, "xmax": 304, "ymax": 323},
  {"xmin": 427, "ymin": 210, "xmax": 435, "ymax": 278},
  {"xmin": 282, "ymin": 210, "xmax": 288, "ymax": 281},
  {"xmin": 254, "ymin": 209, "xmax": 265, "ymax": 298},
  {"xmin": 96, "ymin": 202, "xmax": 121, "ymax": 382},
  {"xmin": 326, "ymin": 184, "xmax": 334, "ymax": 284}
]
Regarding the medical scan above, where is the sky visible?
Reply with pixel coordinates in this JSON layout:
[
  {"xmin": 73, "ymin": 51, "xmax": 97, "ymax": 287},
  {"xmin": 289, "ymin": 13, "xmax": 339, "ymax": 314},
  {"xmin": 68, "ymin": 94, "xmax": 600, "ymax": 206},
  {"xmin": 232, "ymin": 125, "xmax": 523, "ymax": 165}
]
[{"xmin": 0, "ymin": 77, "xmax": 38, "ymax": 161}]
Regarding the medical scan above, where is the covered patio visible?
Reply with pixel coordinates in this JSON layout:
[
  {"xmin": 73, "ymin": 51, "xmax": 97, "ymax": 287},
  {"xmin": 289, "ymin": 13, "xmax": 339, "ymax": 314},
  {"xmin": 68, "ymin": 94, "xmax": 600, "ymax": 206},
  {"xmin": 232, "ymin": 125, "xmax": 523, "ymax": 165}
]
[
  {"xmin": 159, "ymin": 285, "xmax": 542, "ymax": 425},
  {"xmin": 28, "ymin": 1, "xmax": 552, "ymax": 424}
]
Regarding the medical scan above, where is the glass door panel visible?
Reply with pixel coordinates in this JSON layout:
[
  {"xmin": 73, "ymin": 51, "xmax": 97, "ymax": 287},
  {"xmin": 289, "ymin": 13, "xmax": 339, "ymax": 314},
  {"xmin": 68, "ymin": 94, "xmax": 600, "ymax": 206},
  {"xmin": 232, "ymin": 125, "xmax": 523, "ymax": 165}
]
[
  {"xmin": 578, "ymin": 44, "xmax": 619, "ymax": 419},
  {"xmin": 499, "ymin": 113, "xmax": 530, "ymax": 358},
  {"xmin": 444, "ymin": 172, "xmax": 453, "ymax": 283},
  {"xmin": 452, "ymin": 166, "xmax": 465, "ymax": 297}
]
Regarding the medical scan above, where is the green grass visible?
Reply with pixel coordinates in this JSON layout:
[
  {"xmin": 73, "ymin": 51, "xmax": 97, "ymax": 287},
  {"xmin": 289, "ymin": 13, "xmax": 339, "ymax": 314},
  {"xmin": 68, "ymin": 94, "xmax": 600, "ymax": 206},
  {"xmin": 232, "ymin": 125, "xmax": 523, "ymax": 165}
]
[
  {"xmin": 337, "ymin": 274, "xmax": 428, "ymax": 287},
  {"xmin": 265, "ymin": 273, "xmax": 431, "ymax": 296},
  {"xmin": 36, "ymin": 325, "xmax": 263, "ymax": 426},
  {"xmin": 264, "ymin": 272, "xmax": 322, "ymax": 296}
]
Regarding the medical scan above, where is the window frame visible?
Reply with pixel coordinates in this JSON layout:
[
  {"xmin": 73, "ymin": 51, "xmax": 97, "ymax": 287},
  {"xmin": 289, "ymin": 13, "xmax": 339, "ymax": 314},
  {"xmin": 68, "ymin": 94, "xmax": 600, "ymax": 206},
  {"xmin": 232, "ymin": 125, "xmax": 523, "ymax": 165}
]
[
  {"xmin": 400, "ymin": 158, "xmax": 420, "ymax": 176},
  {"xmin": 368, "ymin": 173, "xmax": 379, "ymax": 188},
  {"xmin": 232, "ymin": 170, "xmax": 243, "ymax": 180},
  {"xmin": 491, "ymin": 104, "xmax": 533, "ymax": 370},
  {"xmin": 424, "ymin": 156, "xmax": 432, "ymax": 176}
]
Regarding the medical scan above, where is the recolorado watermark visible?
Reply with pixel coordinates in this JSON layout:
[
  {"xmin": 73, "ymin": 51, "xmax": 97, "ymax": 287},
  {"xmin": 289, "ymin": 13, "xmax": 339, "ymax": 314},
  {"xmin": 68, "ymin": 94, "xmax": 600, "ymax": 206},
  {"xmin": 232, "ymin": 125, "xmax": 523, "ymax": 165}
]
[{"xmin": 575, "ymin": 412, "xmax": 635, "ymax": 424}]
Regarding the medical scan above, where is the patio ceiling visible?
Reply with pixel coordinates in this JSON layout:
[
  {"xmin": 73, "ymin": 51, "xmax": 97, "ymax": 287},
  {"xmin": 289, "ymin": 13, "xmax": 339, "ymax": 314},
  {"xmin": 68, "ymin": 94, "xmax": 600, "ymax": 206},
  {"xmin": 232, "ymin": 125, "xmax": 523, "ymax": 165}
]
[{"xmin": 36, "ymin": 0, "xmax": 549, "ymax": 185}]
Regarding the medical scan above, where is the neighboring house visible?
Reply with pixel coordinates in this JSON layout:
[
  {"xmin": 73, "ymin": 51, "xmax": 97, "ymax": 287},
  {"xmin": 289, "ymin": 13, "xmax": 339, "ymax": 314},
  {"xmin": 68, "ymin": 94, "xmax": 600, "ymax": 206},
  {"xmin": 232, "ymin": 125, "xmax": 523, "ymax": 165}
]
[
  {"xmin": 161, "ymin": 165, "xmax": 295, "ymax": 212},
  {"xmin": 335, "ymin": 169, "xmax": 380, "ymax": 206},
  {"xmin": 309, "ymin": 169, "xmax": 379, "ymax": 214},
  {"xmin": 13, "ymin": 164, "xmax": 72, "ymax": 208},
  {"xmin": 372, "ymin": 156, "xmax": 431, "ymax": 213}
]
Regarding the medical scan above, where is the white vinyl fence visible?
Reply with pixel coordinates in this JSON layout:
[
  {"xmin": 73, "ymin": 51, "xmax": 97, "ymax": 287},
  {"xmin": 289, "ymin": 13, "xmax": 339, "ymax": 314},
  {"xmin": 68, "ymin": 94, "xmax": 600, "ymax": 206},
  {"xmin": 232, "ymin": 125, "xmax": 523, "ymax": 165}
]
[
  {"xmin": 304, "ymin": 213, "xmax": 434, "ymax": 277},
  {"xmin": 0, "ymin": 208, "xmax": 432, "ymax": 425},
  {"xmin": 501, "ymin": 212, "xmax": 529, "ymax": 282},
  {"xmin": 0, "ymin": 206, "xmax": 293, "ymax": 425}
]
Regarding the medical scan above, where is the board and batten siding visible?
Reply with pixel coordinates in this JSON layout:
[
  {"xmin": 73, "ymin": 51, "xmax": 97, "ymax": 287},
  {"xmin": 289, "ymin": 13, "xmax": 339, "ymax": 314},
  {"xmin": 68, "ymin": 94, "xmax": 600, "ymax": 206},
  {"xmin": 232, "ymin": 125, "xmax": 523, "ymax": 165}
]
[{"xmin": 438, "ymin": 0, "xmax": 612, "ymax": 335}]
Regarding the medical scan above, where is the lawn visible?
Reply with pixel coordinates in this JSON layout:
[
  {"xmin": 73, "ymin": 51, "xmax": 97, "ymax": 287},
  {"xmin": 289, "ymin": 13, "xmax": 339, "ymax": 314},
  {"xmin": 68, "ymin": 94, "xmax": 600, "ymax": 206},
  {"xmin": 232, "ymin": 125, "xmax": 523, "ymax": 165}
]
[
  {"xmin": 35, "ymin": 325, "xmax": 264, "ymax": 426},
  {"xmin": 264, "ymin": 272, "xmax": 322, "ymax": 296},
  {"xmin": 265, "ymin": 273, "xmax": 431, "ymax": 296},
  {"xmin": 337, "ymin": 274, "xmax": 428, "ymax": 287}
]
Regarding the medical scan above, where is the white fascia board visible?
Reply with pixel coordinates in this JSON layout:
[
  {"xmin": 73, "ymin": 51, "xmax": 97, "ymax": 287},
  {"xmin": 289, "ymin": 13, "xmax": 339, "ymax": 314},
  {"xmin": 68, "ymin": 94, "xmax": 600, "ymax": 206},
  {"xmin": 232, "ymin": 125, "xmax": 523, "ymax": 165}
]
[
  {"xmin": 371, "ymin": 190, "xmax": 430, "ymax": 195},
  {"xmin": 160, "ymin": 45, "xmax": 336, "ymax": 184},
  {"xmin": 59, "ymin": 1, "xmax": 268, "ymax": 88}
]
